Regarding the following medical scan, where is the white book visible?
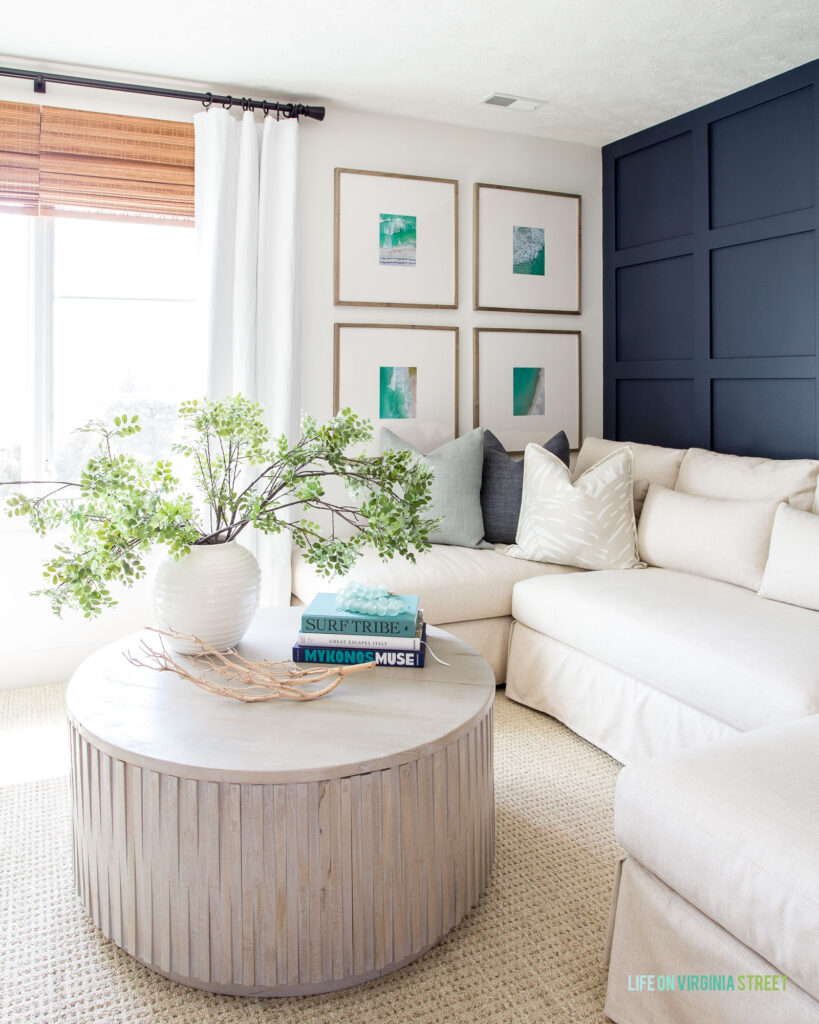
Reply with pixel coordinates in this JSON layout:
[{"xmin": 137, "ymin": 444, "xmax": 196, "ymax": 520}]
[{"xmin": 296, "ymin": 628, "xmax": 422, "ymax": 651}]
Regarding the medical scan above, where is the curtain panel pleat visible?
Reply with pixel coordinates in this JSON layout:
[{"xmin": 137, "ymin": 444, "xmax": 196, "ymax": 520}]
[
  {"xmin": 0, "ymin": 100, "xmax": 194, "ymax": 223},
  {"xmin": 194, "ymin": 108, "xmax": 300, "ymax": 605}
]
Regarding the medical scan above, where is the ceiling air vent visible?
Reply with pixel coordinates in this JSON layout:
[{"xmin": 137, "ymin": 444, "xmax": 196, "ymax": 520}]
[{"xmin": 480, "ymin": 93, "xmax": 547, "ymax": 112}]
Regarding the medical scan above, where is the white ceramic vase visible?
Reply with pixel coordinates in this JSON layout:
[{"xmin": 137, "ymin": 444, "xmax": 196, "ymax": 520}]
[{"xmin": 152, "ymin": 541, "xmax": 261, "ymax": 654}]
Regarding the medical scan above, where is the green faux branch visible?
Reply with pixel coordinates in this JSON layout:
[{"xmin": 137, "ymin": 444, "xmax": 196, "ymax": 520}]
[{"xmin": 3, "ymin": 396, "xmax": 437, "ymax": 618}]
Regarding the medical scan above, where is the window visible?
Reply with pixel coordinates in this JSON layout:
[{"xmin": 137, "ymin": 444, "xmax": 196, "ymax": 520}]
[{"xmin": 0, "ymin": 214, "xmax": 200, "ymax": 485}]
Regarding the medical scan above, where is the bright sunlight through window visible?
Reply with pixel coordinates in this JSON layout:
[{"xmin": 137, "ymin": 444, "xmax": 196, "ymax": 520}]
[{"xmin": 0, "ymin": 216, "xmax": 201, "ymax": 485}]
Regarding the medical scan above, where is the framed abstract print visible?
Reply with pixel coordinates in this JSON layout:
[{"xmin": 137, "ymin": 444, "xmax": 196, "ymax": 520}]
[
  {"xmin": 335, "ymin": 169, "xmax": 458, "ymax": 308},
  {"xmin": 334, "ymin": 324, "xmax": 458, "ymax": 452},
  {"xmin": 473, "ymin": 328, "xmax": 581, "ymax": 452},
  {"xmin": 474, "ymin": 183, "xmax": 580, "ymax": 313}
]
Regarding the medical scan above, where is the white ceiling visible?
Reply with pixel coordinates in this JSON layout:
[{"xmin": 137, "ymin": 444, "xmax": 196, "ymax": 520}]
[{"xmin": 2, "ymin": 0, "xmax": 818, "ymax": 146}]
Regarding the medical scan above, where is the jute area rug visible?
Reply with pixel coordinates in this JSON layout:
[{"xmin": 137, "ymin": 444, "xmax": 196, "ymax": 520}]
[{"xmin": 1, "ymin": 683, "xmax": 622, "ymax": 1024}]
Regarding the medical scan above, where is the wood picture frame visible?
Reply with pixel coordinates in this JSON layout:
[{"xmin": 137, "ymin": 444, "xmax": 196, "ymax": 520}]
[
  {"xmin": 334, "ymin": 323, "xmax": 459, "ymax": 453},
  {"xmin": 334, "ymin": 168, "xmax": 458, "ymax": 309},
  {"xmin": 473, "ymin": 327, "xmax": 581, "ymax": 453},
  {"xmin": 473, "ymin": 182, "xmax": 581, "ymax": 313}
]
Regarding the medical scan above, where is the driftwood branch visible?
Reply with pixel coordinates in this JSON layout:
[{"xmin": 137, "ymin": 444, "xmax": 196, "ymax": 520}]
[{"xmin": 125, "ymin": 627, "xmax": 374, "ymax": 702}]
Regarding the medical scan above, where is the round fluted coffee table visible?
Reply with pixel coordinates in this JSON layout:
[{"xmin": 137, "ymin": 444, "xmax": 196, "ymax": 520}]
[{"xmin": 66, "ymin": 607, "xmax": 495, "ymax": 996}]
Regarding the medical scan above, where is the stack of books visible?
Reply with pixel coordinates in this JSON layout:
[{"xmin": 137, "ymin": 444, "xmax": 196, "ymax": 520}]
[{"xmin": 292, "ymin": 592, "xmax": 426, "ymax": 668}]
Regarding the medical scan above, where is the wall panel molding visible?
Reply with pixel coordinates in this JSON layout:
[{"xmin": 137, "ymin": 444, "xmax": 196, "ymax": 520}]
[{"xmin": 603, "ymin": 60, "xmax": 819, "ymax": 459}]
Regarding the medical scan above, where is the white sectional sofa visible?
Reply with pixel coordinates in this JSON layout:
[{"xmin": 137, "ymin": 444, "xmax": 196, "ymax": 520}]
[
  {"xmin": 293, "ymin": 437, "xmax": 819, "ymax": 760},
  {"xmin": 291, "ymin": 435, "xmax": 819, "ymax": 1024},
  {"xmin": 505, "ymin": 438, "xmax": 819, "ymax": 760}
]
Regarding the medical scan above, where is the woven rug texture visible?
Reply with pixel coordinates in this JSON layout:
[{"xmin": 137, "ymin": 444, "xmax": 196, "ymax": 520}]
[{"xmin": 0, "ymin": 683, "xmax": 621, "ymax": 1024}]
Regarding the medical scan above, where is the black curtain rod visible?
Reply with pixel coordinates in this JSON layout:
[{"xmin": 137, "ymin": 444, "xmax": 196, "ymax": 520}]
[{"xmin": 0, "ymin": 65, "xmax": 326, "ymax": 121}]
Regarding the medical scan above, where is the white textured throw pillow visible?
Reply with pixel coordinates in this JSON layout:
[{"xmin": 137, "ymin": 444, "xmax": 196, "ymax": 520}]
[
  {"xmin": 506, "ymin": 446, "xmax": 640, "ymax": 570},
  {"xmin": 637, "ymin": 484, "xmax": 781, "ymax": 591},
  {"xmin": 758, "ymin": 504, "xmax": 819, "ymax": 611}
]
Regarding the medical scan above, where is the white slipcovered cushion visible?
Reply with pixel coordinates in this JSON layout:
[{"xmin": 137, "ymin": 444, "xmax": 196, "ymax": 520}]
[
  {"xmin": 614, "ymin": 715, "xmax": 819, "ymax": 1001},
  {"xmin": 506, "ymin": 446, "xmax": 640, "ymax": 570},
  {"xmin": 574, "ymin": 436, "xmax": 685, "ymax": 490},
  {"xmin": 575, "ymin": 436, "xmax": 685, "ymax": 521},
  {"xmin": 676, "ymin": 447, "xmax": 819, "ymax": 511},
  {"xmin": 759, "ymin": 504, "xmax": 819, "ymax": 612},
  {"xmin": 637, "ymin": 483, "xmax": 781, "ymax": 591},
  {"xmin": 292, "ymin": 544, "xmax": 579, "ymax": 625},
  {"xmin": 511, "ymin": 568, "xmax": 819, "ymax": 730}
]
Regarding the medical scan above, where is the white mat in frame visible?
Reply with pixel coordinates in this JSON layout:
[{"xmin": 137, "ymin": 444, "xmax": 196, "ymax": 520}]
[
  {"xmin": 474, "ymin": 183, "xmax": 581, "ymax": 314},
  {"xmin": 335, "ymin": 169, "xmax": 458, "ymax": 309},
  {"xmin": 473, "ymin": 328, "xmax": 581, "ymax": 453},
  {"xmin": 334, "ymin": 323, "xmax": 459, "ymax": 454}
]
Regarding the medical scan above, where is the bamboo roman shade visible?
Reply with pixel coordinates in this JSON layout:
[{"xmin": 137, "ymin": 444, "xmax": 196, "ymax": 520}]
[
  {"xmin": 0, "ymin": 101, "xmax": 194, "ymax": 223},
  {"xmin": 0, "ymin": 101, "xmax": 40, "ymax": 213}
]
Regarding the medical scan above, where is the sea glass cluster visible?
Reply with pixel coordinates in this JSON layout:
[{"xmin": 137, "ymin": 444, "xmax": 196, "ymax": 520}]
[{"xmin": 335, "ymin": 580, "xmax": 406, "ymax": 617}]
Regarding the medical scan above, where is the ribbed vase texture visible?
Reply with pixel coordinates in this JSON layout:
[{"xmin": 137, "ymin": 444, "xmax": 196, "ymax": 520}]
[{"xmin": 152, "ymin": 542, "xmax": 261, "ymax": 653}]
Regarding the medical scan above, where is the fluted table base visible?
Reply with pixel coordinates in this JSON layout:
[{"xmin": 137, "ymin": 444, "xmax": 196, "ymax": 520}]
[{"xmin": 69, "ymin": 707, "xmax": 494, "ymax": 995}]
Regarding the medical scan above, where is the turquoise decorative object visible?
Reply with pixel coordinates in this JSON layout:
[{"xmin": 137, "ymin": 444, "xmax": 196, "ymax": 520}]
[{"xmin": 335, "ymin": 581, "xmax": 407, "ymax": 617}]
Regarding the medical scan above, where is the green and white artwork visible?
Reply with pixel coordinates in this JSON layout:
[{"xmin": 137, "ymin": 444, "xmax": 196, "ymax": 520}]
[
  {"xmin": 380, "ymin": 366, "xmax": 418, "ymax": 419},
  {"xmin": 379, "ymin": 214, "xmax": 417, "ymax": 266},
  {"xmin": 512, "ymin": 225, "xmax": 545, "ymax": 276},
  {"xmin": 513, "ymin": 367, "xmax": 545, "ymax": 416}
]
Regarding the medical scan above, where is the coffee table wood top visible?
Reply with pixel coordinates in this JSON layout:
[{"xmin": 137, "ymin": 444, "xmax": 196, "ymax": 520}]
[{"xmin": 66, "ymin": 607, "xmax": 495, "ymax": 785}]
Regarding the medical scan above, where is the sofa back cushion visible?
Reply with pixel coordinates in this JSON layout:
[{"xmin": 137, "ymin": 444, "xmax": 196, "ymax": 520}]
[
  {"xmin": 675, "ymin": 447, "xmax": 819, "ymax": 511},
  {"xmin": 507, "ymin": 445, "xmax": 641, "ymax": 570},
  {"xmin": 758, "ymin": 504, "xmax": 819, "ymax": 612},
  {"xmin": 637, "ymin": 484, "xmax": 781, "ymax": 591},
  {"xmin": 574, "ymin": 437, "xmax": 686, "ymax": 520},
  {"xmin": 575, "ymin": 437, "xmax": 686, "ymax": 488}
]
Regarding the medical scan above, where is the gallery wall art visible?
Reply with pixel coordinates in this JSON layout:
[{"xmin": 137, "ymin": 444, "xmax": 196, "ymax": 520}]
[
  {"xmin": 334, "ymin": 324, "xmax": 458, "ymax": 452},
  {"xmin": 474, "ymin": 183, "xmax": 581, "ymax": 313},
  {"xmin": 473, "ymin": 328, "xmax": 581, "ymax": 452},
  {"xmin": 335, "ymin": 169, "xmax": 458, "ymax": 308}
]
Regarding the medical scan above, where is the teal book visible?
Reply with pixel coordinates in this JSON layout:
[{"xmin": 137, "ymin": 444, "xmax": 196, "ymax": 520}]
[{"xmin": 300, "ymin": 592, "xmax": 420, "ymax": 637}]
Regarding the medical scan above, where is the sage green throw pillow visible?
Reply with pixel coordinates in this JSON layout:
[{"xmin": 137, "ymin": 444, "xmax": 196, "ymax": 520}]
[{"xmin": 382, "ymin": 427, "xmax": 491, "ymax": 549}]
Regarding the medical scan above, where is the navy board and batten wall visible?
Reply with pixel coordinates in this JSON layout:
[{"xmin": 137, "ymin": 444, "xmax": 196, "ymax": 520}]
[{"xmin": 602, "ymin": 59, "xmax": 819, "ymax": 459}]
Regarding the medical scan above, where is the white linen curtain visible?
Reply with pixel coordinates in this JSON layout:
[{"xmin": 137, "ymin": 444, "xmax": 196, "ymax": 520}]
[{"xmin": 194, "ymin": 107, "xmax": 299, "ymax": 606}]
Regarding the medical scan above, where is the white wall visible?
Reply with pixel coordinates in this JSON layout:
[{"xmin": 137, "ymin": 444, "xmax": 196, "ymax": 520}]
[{"xmin": 0, "ymin": 73, "xmax": 601, "ymax": 689}]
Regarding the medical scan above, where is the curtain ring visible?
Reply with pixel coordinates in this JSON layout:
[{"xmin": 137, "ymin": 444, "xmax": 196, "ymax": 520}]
[
  {"xmin": 222, "ymin": 95, "xmax": 233, "ymax": 110},
  {"xmin": 286, "ymin": 103, "xmax": 295, "ymax": 119},
  {"xmin": 262, "ymin": 100, "xmax": 269, "ymax": 117},
  {"xmin": 202, "ymin": 92, "xmax": 212, "ymax": 109}
]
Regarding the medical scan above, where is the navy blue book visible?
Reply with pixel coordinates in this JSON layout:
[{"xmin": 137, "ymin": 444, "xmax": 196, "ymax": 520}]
[{"xmin": 292, "ymin": 645, "xmax": 425, "ymax": 669}]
